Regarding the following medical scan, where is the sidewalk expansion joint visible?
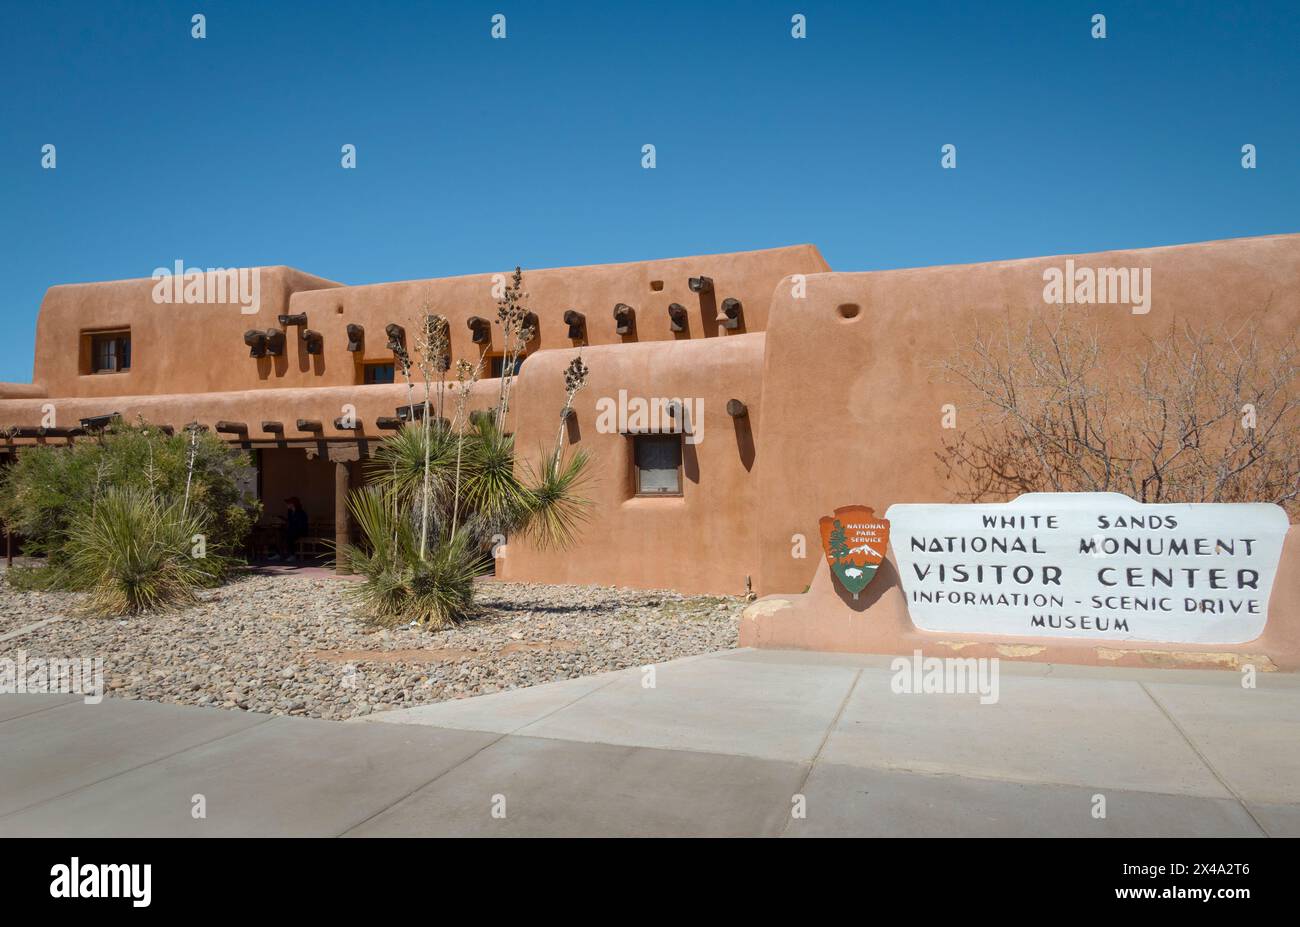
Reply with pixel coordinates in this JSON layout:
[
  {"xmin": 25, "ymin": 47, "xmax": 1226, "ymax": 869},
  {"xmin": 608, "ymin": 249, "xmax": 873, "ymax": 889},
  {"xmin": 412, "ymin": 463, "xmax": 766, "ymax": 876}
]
[
  {"xmin": 779, "ymin": 666, "xmax": 863, "ymax": 837},
  {"xmin": 1138, "ymin": 681, "xmax": 1270, "ymax": 836}
]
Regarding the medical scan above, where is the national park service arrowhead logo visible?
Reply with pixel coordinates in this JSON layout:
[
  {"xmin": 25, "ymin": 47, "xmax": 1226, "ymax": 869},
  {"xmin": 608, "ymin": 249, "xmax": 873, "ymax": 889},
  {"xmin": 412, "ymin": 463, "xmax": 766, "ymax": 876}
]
[{"xmin": 819, "ymin": 505, "xmax": 890, "ymax": 600}]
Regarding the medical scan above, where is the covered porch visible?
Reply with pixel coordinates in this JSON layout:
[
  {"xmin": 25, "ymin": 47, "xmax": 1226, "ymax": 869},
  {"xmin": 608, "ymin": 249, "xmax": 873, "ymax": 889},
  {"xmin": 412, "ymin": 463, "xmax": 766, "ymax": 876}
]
[{"xmin": 247, "ymin": 441, "xmax": 368, "ymax": 572}]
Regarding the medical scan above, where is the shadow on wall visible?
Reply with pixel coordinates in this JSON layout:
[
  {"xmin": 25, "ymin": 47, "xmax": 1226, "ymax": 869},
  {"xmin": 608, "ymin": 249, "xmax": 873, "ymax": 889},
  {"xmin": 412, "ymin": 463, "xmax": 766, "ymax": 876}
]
[
  {"xmin": 683, "ymin": 440, "xmax": 700, "ymax": 484},
  {"xmin": 733, "ymin": 413, "xmax": 755, "ymax": 471},
  {"xmin": 696, "ymin": 290, "xmax": 717, "ymax": 337}
]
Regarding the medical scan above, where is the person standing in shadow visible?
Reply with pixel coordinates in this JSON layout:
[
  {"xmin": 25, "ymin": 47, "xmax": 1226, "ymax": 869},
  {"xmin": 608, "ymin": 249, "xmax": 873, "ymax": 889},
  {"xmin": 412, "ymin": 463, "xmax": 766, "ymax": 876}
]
[{"xmin": 270, "ymin": 496, "xmax": 309, "ymax": 562}]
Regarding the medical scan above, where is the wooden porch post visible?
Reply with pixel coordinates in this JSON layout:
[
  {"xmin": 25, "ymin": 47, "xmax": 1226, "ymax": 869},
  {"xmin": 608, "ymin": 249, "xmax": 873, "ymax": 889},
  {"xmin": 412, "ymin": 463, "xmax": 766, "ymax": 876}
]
[{"xmin": 334, "ymin": 459, "xmax": 351, "ymax": 574}]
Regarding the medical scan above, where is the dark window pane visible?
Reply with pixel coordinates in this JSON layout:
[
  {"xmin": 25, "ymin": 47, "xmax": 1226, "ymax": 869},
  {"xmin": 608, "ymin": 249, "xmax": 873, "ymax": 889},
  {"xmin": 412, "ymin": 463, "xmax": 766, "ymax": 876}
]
[
  {"xmin": 635, "ymin": 435, "xmax": 682, "ymax": 494},
  {"xmin": 91, "ymin": 332, "xmax": 130, "ymax": 372},
  {"xmin": 364, "ymin": 363, "xmax": 395, "ymax": 384},
  {"xmin": 489, "ymin": 355, "xmax": 525, "ymax": 378}
]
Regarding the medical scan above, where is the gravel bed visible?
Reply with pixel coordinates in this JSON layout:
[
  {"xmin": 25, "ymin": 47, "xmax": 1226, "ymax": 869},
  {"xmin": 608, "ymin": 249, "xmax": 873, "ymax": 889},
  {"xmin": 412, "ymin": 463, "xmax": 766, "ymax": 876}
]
[
  {"xmin": 0, "ymin": 571, "xmax": 741, "ymax": 720},
  {"xmin": 0, "ymin": 582, "xmax": 80, "ymax": 636}
]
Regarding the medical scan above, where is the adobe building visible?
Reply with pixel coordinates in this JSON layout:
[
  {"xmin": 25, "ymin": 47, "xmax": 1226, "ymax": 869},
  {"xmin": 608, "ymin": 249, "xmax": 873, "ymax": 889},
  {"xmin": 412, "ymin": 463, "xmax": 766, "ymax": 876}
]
[{"xmin": 2, "ymin": 233, "xmax": 1299, "ymax": 670}]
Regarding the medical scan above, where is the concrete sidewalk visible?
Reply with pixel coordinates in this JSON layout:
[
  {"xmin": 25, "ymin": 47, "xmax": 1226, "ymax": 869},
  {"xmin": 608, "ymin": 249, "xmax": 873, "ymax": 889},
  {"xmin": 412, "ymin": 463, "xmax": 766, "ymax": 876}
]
[{"xmin": 2, "ymin": 648, "xmax": 1297, "ymax": 836}]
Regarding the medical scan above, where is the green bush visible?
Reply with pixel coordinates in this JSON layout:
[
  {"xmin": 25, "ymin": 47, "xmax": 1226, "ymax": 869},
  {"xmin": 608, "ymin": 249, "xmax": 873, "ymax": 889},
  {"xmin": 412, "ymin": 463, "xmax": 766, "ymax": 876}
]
[
  {"xmin": 0, "ymin": 421, "xmax": 260, "ymax": 575},
  {"xmin": 2, "ymin": 563, "xmax": 63, "ymax": 592},
  {"xmin": 63, "ymin": 487, "xmax": 218, "ymax": 616}
]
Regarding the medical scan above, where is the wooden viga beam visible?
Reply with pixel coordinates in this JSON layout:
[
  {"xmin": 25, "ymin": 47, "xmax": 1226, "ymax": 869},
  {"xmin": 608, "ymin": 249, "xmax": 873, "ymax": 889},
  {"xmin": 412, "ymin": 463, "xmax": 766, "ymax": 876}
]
[
  {"xmin": 719, "ymin": 297, "xmax": 743, "ymax": 330},
  {"xmin": 613, "ymin": 303, "xmax": 636, "ymax": 335},
  {"xmin": 301, "ymin": 329, "xmax": 324, "ymax": 355},
  {"xmin": 563, "ymin": 309, "xmax": 586, "ymax": 340},
  {"xmin": 243, "ymin": 329, "xmax": 267, "ymax": 357},
  {"xmin": 467, "ymin": 316, "xmax": 492, "ymax": 345},
  {"xmin": 264, "ymin": 328, "xmax": 286, "ymax": 355}
]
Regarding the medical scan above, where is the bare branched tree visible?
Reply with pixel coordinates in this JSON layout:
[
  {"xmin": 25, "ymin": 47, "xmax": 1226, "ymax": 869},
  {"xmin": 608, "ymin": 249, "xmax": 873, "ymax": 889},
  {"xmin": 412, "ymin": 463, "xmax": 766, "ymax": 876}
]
[{"xmin": 937, "ymin": 309, "xmax": 1300, "ymax": 518}]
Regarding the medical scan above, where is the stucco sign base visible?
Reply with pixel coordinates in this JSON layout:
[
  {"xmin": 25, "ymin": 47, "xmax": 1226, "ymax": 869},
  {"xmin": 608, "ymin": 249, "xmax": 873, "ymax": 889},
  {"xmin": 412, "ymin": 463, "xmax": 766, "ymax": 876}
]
[{"xmin": 740, "ymin": 528, "xmax": 1300, "ymax": 672}]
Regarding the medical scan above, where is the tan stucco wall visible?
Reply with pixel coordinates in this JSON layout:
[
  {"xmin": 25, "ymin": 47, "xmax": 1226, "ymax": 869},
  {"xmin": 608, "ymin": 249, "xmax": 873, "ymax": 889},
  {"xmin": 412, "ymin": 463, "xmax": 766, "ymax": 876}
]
[
  {"xmin": 31, "ymin": 267, "xmax": 343, "ymax": 398},
  {"xmin": 24, "ymin": 246, "xmax": 827, "ymax": 401},
  {"xmin": 754, "ymin": 233, "xmax": 1300, "ymax": 597},
  {"xmin": 498, "ymin": 333, "xmax": 765, "ymax": 595}
]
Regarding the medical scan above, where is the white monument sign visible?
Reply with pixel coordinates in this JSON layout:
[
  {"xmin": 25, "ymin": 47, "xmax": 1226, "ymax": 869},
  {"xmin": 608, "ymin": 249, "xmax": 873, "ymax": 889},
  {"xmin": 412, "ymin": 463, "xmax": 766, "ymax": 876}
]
[{"xmin": 885, "ymin": 493, "xmax": 1289, "ymax": 644}]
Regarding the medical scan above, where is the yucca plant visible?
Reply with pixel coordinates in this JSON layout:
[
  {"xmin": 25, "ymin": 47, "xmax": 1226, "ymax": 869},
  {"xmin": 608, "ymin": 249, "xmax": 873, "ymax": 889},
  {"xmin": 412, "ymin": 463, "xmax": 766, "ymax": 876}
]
[
  {"xmin": 344, "ymin": 267, "xmax": 593, "ymax": 628},
  {"xmin": 63, "ymin": 487, "xmax": 216, "ymax": 616},
  {"xmin": 367, "ymin": 423, "xmax": 459, "ymax": 508},
  {"xmin": 460, "ymin": 414, "xmax": 537, "ymax": 536},
  {"xmin": 524, "ymin": 446, "xmax": 592, "ymax": 550},
  {"xmin": 342, "ymin": 486, "xmax": 485, "ymax": 628}
]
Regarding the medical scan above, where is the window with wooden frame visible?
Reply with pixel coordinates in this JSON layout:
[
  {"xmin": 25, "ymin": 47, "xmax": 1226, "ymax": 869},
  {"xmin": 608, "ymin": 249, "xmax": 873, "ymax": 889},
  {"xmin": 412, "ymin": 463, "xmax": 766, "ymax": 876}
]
[
  {"xmin": 87, "ymin": 330, "xmax": 131, "ymax": 373},
  {"xmin": 486, "ymin": 353, "xmax": 526, "ymax": 379},
  {"xmin": 631, "ymin": 433, "xmax": 683, "ymax": 496},
  {"xmin": 361, "ymin": 362, "xmax": 396, "ymax": 384}
]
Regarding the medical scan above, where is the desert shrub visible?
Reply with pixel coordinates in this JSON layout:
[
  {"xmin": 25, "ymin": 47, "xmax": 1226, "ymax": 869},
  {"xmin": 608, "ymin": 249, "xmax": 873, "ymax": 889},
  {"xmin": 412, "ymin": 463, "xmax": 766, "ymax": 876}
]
[
  {"xmin": 937, "ymin": 312, "xmax": 1300, "ymax": 516},
  {"xmin": 0, "ymin": 420, "xmax": 260, "ymax": 573},
  {"xmin": 63, "ymin": 487, "xmax": 217, "ymax": 615}
]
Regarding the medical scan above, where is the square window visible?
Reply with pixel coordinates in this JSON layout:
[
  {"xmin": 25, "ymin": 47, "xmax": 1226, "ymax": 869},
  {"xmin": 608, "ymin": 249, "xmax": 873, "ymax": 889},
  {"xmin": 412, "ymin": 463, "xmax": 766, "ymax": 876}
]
[
  {"xmin": 90, "ymin": 331, "xmax": 130, "ymax": 373},
  {"xmin": 363, "ymin": 362, "xmax": 395, "ymax": 384},
  {"xmin": 633, "ymin": 434, "xmax": 682, "ymax": 495},
  {"xmin": 488, "ymin": 354, "xmax": 525, "ymax": 378}
]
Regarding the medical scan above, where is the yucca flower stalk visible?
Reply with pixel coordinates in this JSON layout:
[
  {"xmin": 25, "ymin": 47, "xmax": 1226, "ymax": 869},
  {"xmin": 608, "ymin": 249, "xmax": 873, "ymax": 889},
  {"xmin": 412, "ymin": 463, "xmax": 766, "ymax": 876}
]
[
  {"xmin": 493, "ymin": 266, "xmax": 533, "ymax": 425},
  {"xmin": 451, "ymin": 355, "xmax": 484, "ymax": 536},
  {"xmin": 413, "ymin": 310, "xmax": 451, "ymax": 559},
  {"xmin": 554, "ymin": 353, "xmax": 589, "ymax": 467}
]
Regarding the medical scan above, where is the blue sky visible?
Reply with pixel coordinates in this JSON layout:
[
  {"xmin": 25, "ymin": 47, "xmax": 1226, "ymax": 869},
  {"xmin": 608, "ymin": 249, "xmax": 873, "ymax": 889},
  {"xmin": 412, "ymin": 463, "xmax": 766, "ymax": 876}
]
[{"xmin": 2, "ymin": 0, "xmax": 1297, "ymax": 382}]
